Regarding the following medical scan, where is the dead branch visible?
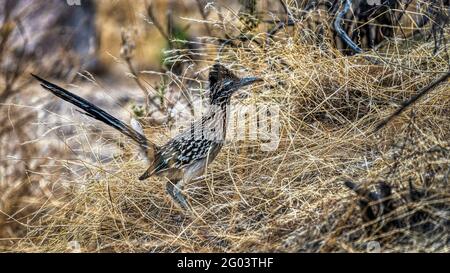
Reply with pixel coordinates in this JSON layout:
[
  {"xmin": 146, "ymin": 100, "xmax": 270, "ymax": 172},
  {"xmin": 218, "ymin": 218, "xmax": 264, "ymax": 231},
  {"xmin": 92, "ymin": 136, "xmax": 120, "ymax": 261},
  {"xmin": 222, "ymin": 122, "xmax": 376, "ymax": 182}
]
[
  {"xmin": 374, "ymin": 71, "xmax": 450, "ymax": 132},
  {"xmin": 333, "ymin": 0, "xmax": 362, "ymax": 54}
]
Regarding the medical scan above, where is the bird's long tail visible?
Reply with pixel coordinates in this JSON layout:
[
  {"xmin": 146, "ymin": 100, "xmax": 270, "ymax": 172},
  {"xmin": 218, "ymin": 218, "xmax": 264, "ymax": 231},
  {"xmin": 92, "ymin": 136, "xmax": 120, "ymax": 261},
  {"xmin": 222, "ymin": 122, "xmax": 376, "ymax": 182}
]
[{"xmin": 32, "ymin": 74, "xmax": 157, "ymax": 156}]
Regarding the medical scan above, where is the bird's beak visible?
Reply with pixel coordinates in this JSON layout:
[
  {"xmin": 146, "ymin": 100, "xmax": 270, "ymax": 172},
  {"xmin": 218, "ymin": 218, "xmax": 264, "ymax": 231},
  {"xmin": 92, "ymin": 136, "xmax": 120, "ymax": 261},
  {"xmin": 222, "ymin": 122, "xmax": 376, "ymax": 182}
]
[{"xmin": 237, "ymin": 77, "xmax": 263, "ymax": 89}]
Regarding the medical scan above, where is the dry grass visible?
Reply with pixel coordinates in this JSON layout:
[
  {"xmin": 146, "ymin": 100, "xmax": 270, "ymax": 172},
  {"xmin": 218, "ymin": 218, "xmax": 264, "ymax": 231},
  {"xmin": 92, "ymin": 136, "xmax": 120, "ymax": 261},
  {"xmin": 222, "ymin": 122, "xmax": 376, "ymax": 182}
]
[{"xmin": 1, "ymin": 1, "xmax": 449, "ymax": 252}]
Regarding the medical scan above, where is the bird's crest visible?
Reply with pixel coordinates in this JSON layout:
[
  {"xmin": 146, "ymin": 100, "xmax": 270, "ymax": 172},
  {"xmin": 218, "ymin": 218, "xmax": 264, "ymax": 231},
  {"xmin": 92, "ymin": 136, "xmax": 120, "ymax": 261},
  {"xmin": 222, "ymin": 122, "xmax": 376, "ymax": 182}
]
[
  {"xmin": 209, "ymin": 63, "xmax": 239, "ymax": 91},
  {"xmin": 208, "ymin": 63, "xmax": 241, "ymax": 105}
]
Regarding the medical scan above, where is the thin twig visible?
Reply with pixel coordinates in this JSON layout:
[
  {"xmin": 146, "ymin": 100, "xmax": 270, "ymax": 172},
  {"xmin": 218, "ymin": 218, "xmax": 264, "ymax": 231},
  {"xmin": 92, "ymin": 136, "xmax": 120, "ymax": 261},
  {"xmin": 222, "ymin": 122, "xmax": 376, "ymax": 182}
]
[
  {"xmin": 124, "ymin": 57, "xmax": 161, "ymax": 111},
  {"xmin": 195, "ymin": 0, "xmax": 212, "ymax": 36},
  {"xmin": 266, "ymin": 0, "xmax": 297, "ymax": 40},
  {"xmin": 120, "ymin": 30, "xmax": 160, "ymax": 112},
  {"xmin": 374, "ymin": 71, "xmax": 450, "ymax": 132},
  {"xmin": 147, "ymin": 2, "xmax": 172, "ymax": 46}
]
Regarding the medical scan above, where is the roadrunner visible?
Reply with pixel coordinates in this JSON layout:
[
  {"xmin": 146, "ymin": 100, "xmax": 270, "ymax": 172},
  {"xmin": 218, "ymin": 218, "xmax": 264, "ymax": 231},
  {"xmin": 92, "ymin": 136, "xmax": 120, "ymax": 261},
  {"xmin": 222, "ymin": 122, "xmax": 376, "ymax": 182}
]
[{"xmin": 32, "ymin": 64, "xmax": 261, "ymax": 209}]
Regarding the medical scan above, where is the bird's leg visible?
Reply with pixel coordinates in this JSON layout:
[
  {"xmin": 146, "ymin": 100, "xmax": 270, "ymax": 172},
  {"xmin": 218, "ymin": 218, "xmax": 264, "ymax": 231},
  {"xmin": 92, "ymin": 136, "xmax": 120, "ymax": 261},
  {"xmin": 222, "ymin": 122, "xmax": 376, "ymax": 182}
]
[
  {"xmin": 166, "ymin": 180, "xmax": 189, "ymax": 210},
  {"xmin": 190, "ymin": 174, "xmax": 207, "ymax": 183}
]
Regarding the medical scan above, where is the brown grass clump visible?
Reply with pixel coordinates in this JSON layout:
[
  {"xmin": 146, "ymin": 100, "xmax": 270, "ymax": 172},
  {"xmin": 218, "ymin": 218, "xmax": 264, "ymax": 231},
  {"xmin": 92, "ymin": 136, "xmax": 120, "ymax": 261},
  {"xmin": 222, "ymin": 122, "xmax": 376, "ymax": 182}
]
[
  {"xmin": 2, "ymin": 1, "xmax": 449, "ymax": 252},
  {"xmin": 284, "ymin": 121, "xmax": 449, "ymax": 252}
]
